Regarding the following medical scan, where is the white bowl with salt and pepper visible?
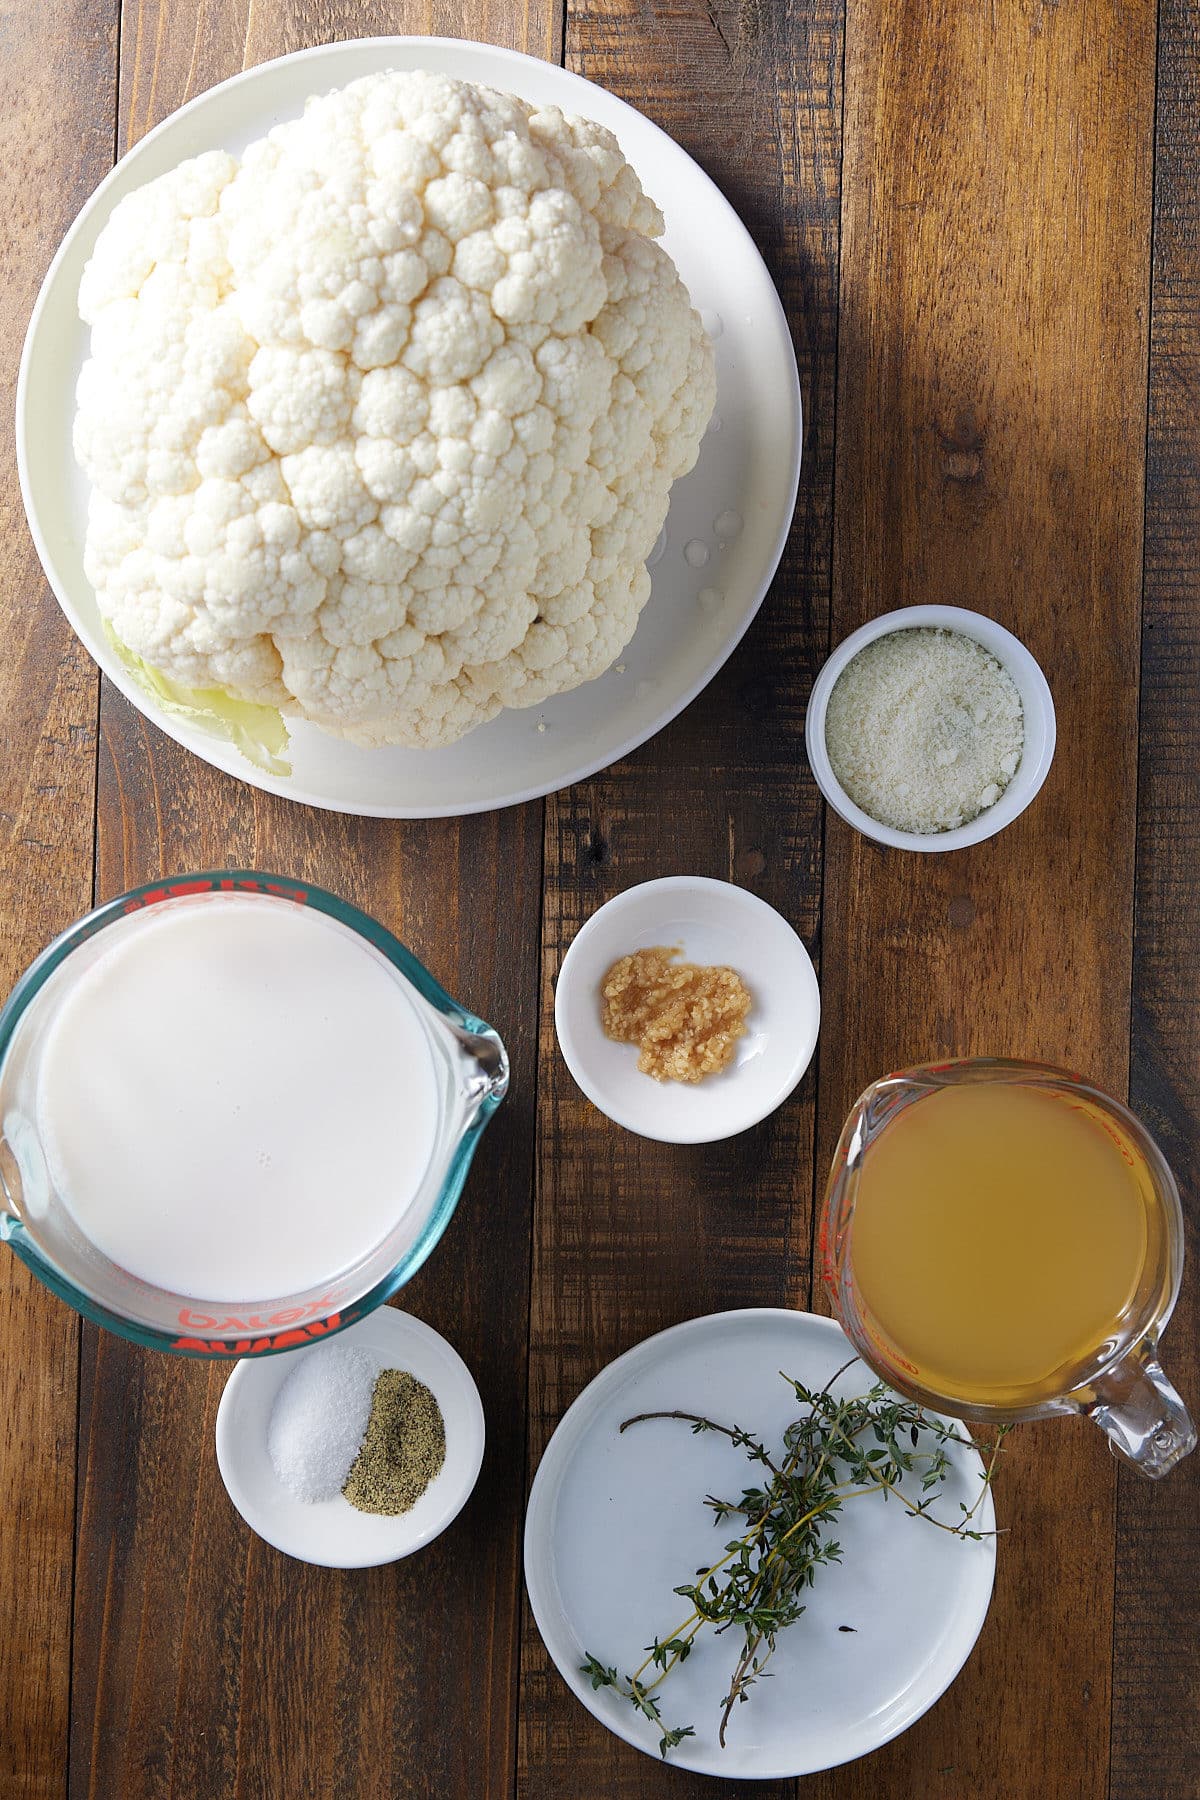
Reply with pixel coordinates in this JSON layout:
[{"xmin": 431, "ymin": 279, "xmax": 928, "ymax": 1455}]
[
  {"xmin": 215, "ymin": 1309, "xmax": 485, "ymax": 1568},
  {"xmin": 804, "ymin": 605, "xmax": 1056, "ymax": 852}
]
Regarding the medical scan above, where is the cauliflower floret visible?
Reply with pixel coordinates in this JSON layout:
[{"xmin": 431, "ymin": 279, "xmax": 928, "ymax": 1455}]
[{"xmin": 74, "ymin": 70, "xmax": 716, "ymax": 751}]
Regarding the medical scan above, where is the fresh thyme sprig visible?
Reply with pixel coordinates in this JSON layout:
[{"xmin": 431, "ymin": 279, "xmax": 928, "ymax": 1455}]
[{"xmin": 581, "ymin": 1366, "xmax": 1008, "ymax": 1760}]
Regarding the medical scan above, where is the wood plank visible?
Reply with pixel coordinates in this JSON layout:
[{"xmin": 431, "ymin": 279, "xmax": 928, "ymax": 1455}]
[
  {"xmin": 519, "ymin": 0, "xmax": 843, "ymax": 1789},
  {"xmin": 810, "ymin": 3, "xmax": 1157, "ymax": 1798},
  {"xmin": 74, "ymin": 809, "xmax": 545, "ymax": 1800},
  {"xmin": 0, "ymin": 1, "xmax": 116, "ymax": 1793},
  {"xmin": 119, "ymin": 0, "xmax": 561, "ymax": 140},
  {"xmin": 71, "ymin": 5, "xmax": 558, "ymax": 1798},
  {"xmin": 1114, "ymin": 3, "xmax": 1200, "ymax": 1795}
]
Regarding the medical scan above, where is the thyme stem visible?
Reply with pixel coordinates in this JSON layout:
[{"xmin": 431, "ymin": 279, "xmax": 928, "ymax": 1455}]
[{"xmin": 581, "ymin": 1372, "xmax": 1009, "ymax": 1761}]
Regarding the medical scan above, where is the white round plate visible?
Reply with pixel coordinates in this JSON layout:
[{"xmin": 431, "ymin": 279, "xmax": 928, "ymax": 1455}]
[
  {"xmin": 17, "ymin": 37, "xmax": 801, "ymax": 818},
  {"xmin": 215, "ymin": 1308, "xmax": 485, "ymax": 1567},
  {"xmin": 524, "ymin": 1309, "xmax": 997, "ymax": 1780},
  {"xmin": 554, "ymin": 877, "xmax": 820, "ymax": 1142}
]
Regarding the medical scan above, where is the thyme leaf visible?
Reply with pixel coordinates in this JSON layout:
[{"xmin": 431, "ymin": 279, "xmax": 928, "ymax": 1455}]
[{"xmin": 582, "ymin": 1371, "xmax": 1007, "ymax": 1758}]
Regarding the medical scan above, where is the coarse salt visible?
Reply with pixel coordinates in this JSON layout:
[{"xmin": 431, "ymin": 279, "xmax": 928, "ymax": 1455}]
[
  {"xmin": 267, "ymin": 1341, "xmax": 378, "ymax": 1504},
  {"xmin": 824, "ymin": 627, "xmax": 1024, "ymax": 834}
]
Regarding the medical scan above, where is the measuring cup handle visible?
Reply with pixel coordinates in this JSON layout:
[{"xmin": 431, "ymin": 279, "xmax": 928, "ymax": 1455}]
[{"xmin": 1084, "ymin": 1347, "xmax": 1197, "ymax": 1479}]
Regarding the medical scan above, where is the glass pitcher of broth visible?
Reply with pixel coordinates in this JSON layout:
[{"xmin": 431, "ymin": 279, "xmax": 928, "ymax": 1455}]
[
  {"xmin": 0, "ymin": 872, "xmax": 508, "ymax": 1358},
  {"xmin": 821, "ymin": 1058, "xmax": 1195, "ymax": 1479}
]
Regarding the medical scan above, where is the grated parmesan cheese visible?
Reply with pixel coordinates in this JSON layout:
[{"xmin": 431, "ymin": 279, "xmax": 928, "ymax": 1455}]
[{"xmin": 824, "ymin": 627, "xmax": 1024, "ymax": 834}]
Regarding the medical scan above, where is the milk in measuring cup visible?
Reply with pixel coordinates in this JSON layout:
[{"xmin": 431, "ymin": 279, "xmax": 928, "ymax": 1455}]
[{"xmin": 35, "ymin": 897, "xmax": 438, "ymax": 1301}]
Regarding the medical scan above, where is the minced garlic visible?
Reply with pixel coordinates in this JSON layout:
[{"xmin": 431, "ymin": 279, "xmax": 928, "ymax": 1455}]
[{"xmin": 600, "ymin": 946, "xmax": 752, "ymax": 1083}]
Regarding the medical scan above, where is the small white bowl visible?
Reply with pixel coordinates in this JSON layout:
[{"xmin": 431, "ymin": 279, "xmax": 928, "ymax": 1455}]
[
  {"xmin": 804, "ymin": 605, "xmax": 1056, "ymax": 852},
  {"xmin": 215, "ymin": 1308, "xmax": 485, "ymax": 1568},
  {"xmin": 554, "ymin": 877, "xmax": 820, "ymax": 1143}
]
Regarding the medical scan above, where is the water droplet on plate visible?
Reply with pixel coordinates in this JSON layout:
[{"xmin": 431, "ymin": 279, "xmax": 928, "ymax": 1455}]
[
  {"xmin": 684, "ymin": 539, "xmax": 710, "ymax": 568},
  {"xmin": 635, "ymin": 679, "xmax": 656, "ymax": 699},
  {"xmin": 700, "ymin": 309, "xmax": 724, "ymax": 339},
  {"xmin": 713, "ymin": 509, "xmax": 743, "ymax": 540},
  {"xmin": 647, "ymin": 527, "xmax": 667, "ymax": 569},
  {"xmin": 707, "ymin": 414, "xmax": 723, "ymax": 435},
  {"xmin": 698, "ymin": 587, "xmax": 724, "ymax": 615}
]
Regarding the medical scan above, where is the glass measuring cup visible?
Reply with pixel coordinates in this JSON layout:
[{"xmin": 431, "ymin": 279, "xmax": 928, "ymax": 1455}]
[
  {"xmin": 821, "ymin": 1058, "xmax": 1195, "ymax": 1479},
  {"xmin": 0, "ymin": 871, "xmax": 508, "ymax": 1357}
]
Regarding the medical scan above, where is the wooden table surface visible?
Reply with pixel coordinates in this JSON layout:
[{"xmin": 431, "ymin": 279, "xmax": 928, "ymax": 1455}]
[{"xmin": 1, "ymin": 0, "xmax": 1197, "ymax": 1795}]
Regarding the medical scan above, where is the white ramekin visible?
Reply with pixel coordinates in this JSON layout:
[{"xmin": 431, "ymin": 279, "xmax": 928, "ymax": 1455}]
[
  {"xmin": 554, "ymin": 877, "xmax": 820, "ymax": 1142},
  {"xmin": 804, "ymin": 605, "xmax": 1056, "ymax": 853}
]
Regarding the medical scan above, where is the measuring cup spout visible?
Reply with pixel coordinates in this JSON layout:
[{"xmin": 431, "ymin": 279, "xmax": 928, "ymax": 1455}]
[
  {"xmin": 453, "ymin": 1024, "xmax": 509, "ymax": 1108},
  {"xmin": 0, "ymin": 1136, "xmax": 24, "ymax": 1230},
  {"xmin": 1083, "ymin": 1347, "xmax": 1197, "ymax": 1479},
  {"xmin": 857, "ymin": 1071, "xmax": 936, "ymax": 1138}
]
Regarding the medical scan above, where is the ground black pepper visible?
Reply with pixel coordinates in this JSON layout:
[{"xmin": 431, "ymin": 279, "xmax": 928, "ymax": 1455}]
[{"xmin": 342, "ymin": 1368, "xmax": 446, "ymax": 1516}]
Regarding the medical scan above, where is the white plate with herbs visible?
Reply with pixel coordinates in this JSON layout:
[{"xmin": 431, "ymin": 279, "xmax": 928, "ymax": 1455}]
[
  {"xmin": 17, "ymin": 36, "xmax": 800, "ymax": 818},
  {"xmin": 523, "ymin": 1308, "xmax": 998, "ymax": 1779},
  {"xmin": 215, "ymin": 1308, "xmax": 485, "ymax": 1568}
]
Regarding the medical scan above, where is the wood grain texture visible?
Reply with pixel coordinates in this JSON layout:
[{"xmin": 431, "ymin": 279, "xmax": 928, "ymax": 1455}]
[
  {"xmin": 74, "ymin": 806, "xmax": 544, "ymax": 1800},
  {"xmin": 71, "ymin": 5, "xmax": 557, "ymax": 1799},
  {"xmin": 812, "ymin": 3, "xmax": 1158, "ymax": 1799},
  {"xmin": 4, "ymin": 0, "xmax": 1195, "ymax": 1794},
  {"xmin": 1115, "ymin": 3, "xmax": 1200, "ymax": 1795},
  {"xmin": 0, "ymin": 1, "xmax": 116, "ymax": 1792},
  {"xmin": 118, "ymin": 0, "xmax": 561, "ymax": 145},
  {"xmin": 518, "ymin": 0, "xmax": 843, "ymax": 1790}
]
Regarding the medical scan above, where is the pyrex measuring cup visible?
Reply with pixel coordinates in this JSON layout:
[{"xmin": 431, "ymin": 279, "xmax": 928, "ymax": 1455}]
[
  {"xmin": 821, "ymin": 1058, "xmax": 1195, "ymax": 1479},
  {"xmin": 0, "ymin": 872, "xmax": 507, "ymax": 1357}
]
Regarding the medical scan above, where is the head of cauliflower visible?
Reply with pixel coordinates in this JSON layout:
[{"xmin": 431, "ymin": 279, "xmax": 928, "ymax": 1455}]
[{"xmin": 74, "ymin": 71, "xmax": 716, "ymax": 750}]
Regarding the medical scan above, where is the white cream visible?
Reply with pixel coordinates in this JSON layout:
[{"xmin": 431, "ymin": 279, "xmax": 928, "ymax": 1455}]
[{"xmin": 36, "ymin": 895, "xmax": 439, "ymax": 1301}]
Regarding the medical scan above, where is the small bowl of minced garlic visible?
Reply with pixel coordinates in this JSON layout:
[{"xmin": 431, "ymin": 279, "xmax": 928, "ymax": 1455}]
[
  {"xmin": 804, "ymin": 605, "xmax": 1055, "ymax": 852},
  {"xmin": 554, "ymin": 877, "xmax": 820, "ymax": 1143}
]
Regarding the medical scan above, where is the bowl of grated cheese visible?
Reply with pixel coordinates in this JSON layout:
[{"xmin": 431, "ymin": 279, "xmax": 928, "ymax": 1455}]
[{"xmin": 804, "ymin": 605, "xmax": 1056, "ymax": 852}]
